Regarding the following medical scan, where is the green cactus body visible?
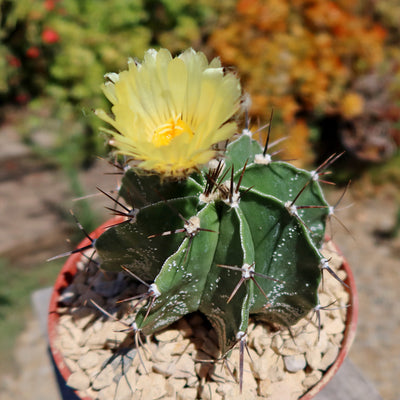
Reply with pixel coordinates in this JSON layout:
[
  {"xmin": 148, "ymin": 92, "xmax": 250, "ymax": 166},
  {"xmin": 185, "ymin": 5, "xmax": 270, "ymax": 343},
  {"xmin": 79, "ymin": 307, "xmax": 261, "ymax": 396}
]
[{"xmin": 95, "ymin": 133, "xmax": 330, "ymax": 355}]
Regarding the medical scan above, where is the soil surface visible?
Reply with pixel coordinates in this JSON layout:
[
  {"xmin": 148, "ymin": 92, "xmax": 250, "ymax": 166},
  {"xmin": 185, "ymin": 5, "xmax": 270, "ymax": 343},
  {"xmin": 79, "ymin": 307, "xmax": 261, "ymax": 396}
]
[{"xmin": 0, "ymin": 109, "xmax": 399, "ymax": 400}]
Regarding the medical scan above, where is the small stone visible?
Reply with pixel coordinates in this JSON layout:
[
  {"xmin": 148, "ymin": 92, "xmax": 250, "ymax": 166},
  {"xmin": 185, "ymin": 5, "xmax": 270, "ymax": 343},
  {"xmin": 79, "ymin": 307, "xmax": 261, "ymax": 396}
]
[
  {"xmin": 314, "ymin": 330, "xmax": 329, "ymax": 354},
  {"xmin": 157, "ymin": 339, "xmax": 191, "ymax": 360},
  {"xmin": 154, "ymin": 329, "xmax": 181, "ymax": 342},
  {"xmin": 59, "ymin": 334, "xmax": 77, "ymax": 351},
  {"xmin": 318, "ymin": 293, "xmax": 334, "ymax": 308},
  {"xmin": 114, "ymin": 376, "xmax": 135, "ymax": 400},
  {"xmin": 165, "ymin": 377, "xmax": 187, "ymax": 396},
  {"xmin": 92, "ymin": 364, "xmax": 114, "ymax": 390},
  {"xmin": 305, "ymin": 348, "xmax": 322, "ymax": 371},
  {"xmin": 96, "ymin": 383, "xmax": 118, "ymax": 400},
  {"xmin": 291, "ymin": 329, "xmax": 316, "ymax": 353},
  {"xmin": 186, "ymin": 375, "xmax": 199, "ymax": 387},
  {"xmin": 86, "ymin": 320, "xmax": 126, "ymax": 349},
  {"xmin": 267, "ymin": 356, "xmax": 286, "ymax": 382},
  {"xmin": 271, "ymin": 333, "xmax": 284, "ymax": 354},
  {"xmin": 152, "ymin": 362, "xmax": 175, "ymax": 377},
  {"xmin": 172, "ymin": 339, "xmax": 192, "ymax": 355},
  {"xmin": 63, "ymin": 357, "xmax": 80, "ymax": 373},
  {"xmin": 302, "ymin": 370, "xmax": 322, "ymax": 388},
  {"xmin": 228, "ymin": 381, "xmax": 259, "ymax": 400},
  {"xmin": 280, "ymin": 339, "xmax": 302, "ymax": 356},
  {"xmin": 258, "ymin": 377, "xmax": 272, "ymax": 397},
  {"xmin": 136, "ymin": 357, "xmax": 153, "ymax": 376},
  {"xmin": 178, "ymin": 388, "xmax": 198, "ymax": 400},
  {"xmin": 72, "ymin": 307, "xmax": 96, "ymax": 329},
  {"xmin": 324, "ymin": 313, "xmax": 345, "ymax": 335},
  {"xmin": 321, "ymin": 242, "xmax": 343, "ymax": 269},
  {"xmin": 78, "ymin": 351, "xmax": 100, "ymax": 370},
  {"xmin": 200, "ymin": 382, "xmax": 221, "ymax": 400},
  {"xmin": 249, "ymin": 324, "xmax": 272, "ymax": 355},
  {"xmin": 250, "ymin": 351, "xmax": 269, "ymax": 380},
  {"xmin": 337, "ymin": 289, "xmax": 350, "ymax": 304},
  {"xmin": 135, "ymin": 373, "xmax": 168, "ymax": 398},
  {"xmin": 240, "ymin": 365, "xmax": 258, "ymax": 392},
  {"xmin": 261, "ymin": 371, "xmax": 305, "ymax": 400},
  {"xmin": 174, "ymin": 353, "xmax": 196, "ymax": 379},
  {"xmin": 330, "ymin": 333, "xmax": 344, "ymax": 346},
  {"xmin": 67, "ymin": 371, "xmax": 90, "ymax": 391},
  {"xmin": 283, "ymin": 354, "xmax": 307, "ymax": 372},
  {"xmin": 209, "ymin": 361, "xmax": 235, "ymax": 384},
  {"xmin": 216, "ymin": 382, "xmax": 235, "ymax": 398},
  {"xmin": 319, "ymin": 345, "xmax": 339, "ymax": 370}
]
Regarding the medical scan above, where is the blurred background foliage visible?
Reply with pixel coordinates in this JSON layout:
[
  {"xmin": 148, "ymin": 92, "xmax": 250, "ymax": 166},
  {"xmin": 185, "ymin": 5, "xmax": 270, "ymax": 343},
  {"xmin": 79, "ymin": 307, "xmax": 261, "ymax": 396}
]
[
  {"xmin": 0, "ymin": 0, "xmax": 234, "ymax": 169},
  {"xmin": 208, "ymin": 0, "xmax": 400, "ymax": 169},
  {"xmin": 1, "ymin": 0, "xmax": 399, "ymax": 176}
]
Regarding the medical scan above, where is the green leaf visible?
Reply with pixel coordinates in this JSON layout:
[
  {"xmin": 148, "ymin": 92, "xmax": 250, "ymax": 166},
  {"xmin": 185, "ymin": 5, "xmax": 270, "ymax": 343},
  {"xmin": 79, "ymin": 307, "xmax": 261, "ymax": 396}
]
[
  {"xmin": 135, "ymin": 203, "xmax": 219, "ymax": 333},
  {"xmin": 119, "ymin": 168, "xmax": 202, "ymax": 209},
  {"xmin": 237, "ymin": 162, "xmax": 329, "ymax": 245},
  {"xmin": 198, "ymin": 203, "xmax": 251, "ymax": 353},
  {"xmin": 223, "ymin": 134, "xmax": 263, "ymax": 173},
  {"xmin": 95, "ymin": 196, "xmax": 200, "ymax": 280},
  {"xmin": 238, "ymin": 191, "xmax": 321, "ymax": 326}
]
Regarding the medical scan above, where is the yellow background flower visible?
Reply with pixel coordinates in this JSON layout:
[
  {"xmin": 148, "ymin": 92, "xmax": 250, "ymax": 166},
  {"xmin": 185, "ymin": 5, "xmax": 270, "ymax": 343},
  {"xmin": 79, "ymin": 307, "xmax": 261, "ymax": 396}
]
[{"xmin": 96, "ymin": 48, "xmax": 241, "ymax": 177}]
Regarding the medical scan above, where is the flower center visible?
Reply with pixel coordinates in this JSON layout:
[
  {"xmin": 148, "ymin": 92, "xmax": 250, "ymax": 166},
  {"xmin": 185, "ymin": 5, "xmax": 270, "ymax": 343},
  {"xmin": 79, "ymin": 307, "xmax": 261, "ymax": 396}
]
[{"xmin": 152, "ymin": 115, "xmax": 193, "ymax": 147}]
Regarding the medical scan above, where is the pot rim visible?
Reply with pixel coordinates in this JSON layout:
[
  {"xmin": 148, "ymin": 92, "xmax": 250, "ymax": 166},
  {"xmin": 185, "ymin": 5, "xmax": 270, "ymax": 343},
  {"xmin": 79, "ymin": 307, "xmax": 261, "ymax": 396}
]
[{"xmin": 300, "ymin": 239, "xmax": 358, "ymax": 399}]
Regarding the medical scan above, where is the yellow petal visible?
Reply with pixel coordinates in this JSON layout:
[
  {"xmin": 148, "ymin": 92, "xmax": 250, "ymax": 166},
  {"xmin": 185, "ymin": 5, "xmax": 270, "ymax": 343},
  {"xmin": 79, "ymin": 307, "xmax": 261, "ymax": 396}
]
[{"xmin": 97, "ymin": 48, "xmax": 241, "ymax": 177}]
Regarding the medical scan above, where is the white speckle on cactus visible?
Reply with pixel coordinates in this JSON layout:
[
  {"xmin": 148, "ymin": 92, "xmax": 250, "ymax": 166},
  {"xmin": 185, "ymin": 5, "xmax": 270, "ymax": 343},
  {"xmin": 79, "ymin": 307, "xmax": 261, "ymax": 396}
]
[
  {"xmin": 310, "ymin": 170, "xmax": 319, "ymax": 181},
  {"xmin": 128, "ymin": 208, "xmax": 139, "ymax": 222},
  {"xmin": 199, "ymin": 192, "xmax": 218, "ymax": 204},
  {"xmin": 242, "ymin": 128, "xmax": 253, "ymax": 137},
  {"xmin": 285, "ymin": 201, "xmax": 298, "ymax": 217},
  {"xmin": 149, "ymin": 283, "xmax": 161, "ymax": 297},
  {"xmin": 319, "ymin": 258, "xmax": 330, "ymax": 271},
  {"xmin": 230, "ymin": 191, "xmax": 240, "ymax": 208},
  {"xmin": 236, "ymin": 331, "xmax": 246, "ymax": 340},
  {"xmin": 184, "ymin": 216, "xmax": 201, "ymax": 237},
  {"xmin": 241, "ymin": 263, "xmax": 255, "ymax": 279},
  {"xmin": 208, "ymin": 158, "xmax": 225, "ymax": 171},
  {"xmin": 131, "ymin": 322, "xmax": 138, "ymax": 331},
  {"xmin": 220, "ymin": 180, "xmax": 240, "ymax": 207},
  {"xmin": 255, "ymin": 153, "xmax": 272, "ymax": 165}
]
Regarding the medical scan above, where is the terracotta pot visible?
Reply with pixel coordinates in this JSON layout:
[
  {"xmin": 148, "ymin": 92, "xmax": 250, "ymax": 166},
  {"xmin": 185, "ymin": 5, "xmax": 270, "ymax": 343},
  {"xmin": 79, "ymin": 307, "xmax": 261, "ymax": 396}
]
[
  {"xmin": 48, "ymin": 217, "xmax": 124, "ymax": 400},
  {"xmin": 48, "ymin": 217, "xmax": 358, "ymax": 400},
  {"xmin": 299, "ymin": 240, "xmax": 358, "ymax": 399}
]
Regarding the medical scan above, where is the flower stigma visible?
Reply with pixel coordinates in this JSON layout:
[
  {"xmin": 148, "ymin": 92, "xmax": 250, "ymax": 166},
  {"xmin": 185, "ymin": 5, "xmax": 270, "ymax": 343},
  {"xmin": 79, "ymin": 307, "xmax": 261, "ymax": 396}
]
[{"xmin": 152, "ymin": 114, "xmax": 193, "ymax": 147}]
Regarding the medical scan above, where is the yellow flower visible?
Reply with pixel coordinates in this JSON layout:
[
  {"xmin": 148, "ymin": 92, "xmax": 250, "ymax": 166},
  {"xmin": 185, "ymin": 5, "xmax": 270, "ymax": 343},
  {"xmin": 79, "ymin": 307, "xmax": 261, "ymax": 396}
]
[{"xmin": 96, "ymin": 48, "xmax": 241, "ymax": 177}]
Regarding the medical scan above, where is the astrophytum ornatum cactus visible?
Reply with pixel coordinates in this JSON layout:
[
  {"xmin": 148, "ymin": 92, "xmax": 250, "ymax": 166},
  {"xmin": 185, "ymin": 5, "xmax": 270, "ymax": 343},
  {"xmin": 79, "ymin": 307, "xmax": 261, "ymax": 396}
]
[{"xmin": 94, "ymin": 131, "xmax": 331, "ymax": 355}]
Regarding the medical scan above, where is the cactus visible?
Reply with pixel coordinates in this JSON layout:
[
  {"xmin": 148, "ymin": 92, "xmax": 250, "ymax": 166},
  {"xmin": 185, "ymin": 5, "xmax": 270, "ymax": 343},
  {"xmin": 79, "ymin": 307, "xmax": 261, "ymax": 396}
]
[{"xmin": 93, "ymin": 48, "xmax": 334, "ymax": 359}]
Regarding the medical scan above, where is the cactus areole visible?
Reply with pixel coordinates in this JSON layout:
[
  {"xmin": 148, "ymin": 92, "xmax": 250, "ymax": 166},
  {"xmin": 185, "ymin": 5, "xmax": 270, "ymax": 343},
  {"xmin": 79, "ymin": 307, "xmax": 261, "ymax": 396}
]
[{"xmin": 94, "ymin": 48, "xmax": 330, "ymax": 356}]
